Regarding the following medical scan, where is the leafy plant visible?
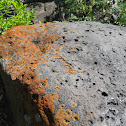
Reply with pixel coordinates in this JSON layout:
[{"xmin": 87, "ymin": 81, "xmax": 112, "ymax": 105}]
[
  {"xmin": 0, "ymin": 0, "xmax": 37, "ymax": 35},
  {"xmin": 64, "ymin": 0, "xmax": 126, "ymax": 27}
]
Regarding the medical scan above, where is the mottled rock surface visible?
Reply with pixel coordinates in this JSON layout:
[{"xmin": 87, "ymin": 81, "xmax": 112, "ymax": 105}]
[{"xmin": 0, "ymin": 21, "xmax": 126, "ymax": 126}]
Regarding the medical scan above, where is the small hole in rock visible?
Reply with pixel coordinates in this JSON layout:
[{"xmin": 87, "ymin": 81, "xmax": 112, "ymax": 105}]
[
  {"xmin": 62, "ymin": 36, "xmax": 65, "ymax": 39},
  {"xmin": 102, "ymin": 92, "xmax": 108, "ymax": 97},
  {"xmin": 93, "ymin": 83, "xmax": 96, "ymax": 85},
  {"xmin": 76, "ymin": 79, "xmax": 79, "ymax": 81},
  {"xmin": 65, "ymin": 80, "xmax": 68, "ymax": 82},
  {"xmin": 94, "ymin": 62, "xmax": 97, "ymax": 65},
  {"xmin": 74, "ymin": 39, "xmax": 78, "ymax": 42},
  {"xmin": 99, "ymin": 116, "xmax": 104, "ymax": 122},
  {"xmin": 31, "ymin": 76, "xmax": 34, "ymax": 79},
  {"xmin": 75, "ymin": 85, "xmax": 78, "ymax": 88}
]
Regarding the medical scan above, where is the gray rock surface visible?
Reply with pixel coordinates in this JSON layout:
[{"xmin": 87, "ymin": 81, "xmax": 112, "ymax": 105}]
[
  {"xmin": 0, "ymin": 21, "xmax": 126, "ymax": 126},
  {"xmin": 37, "ymin": 21, "xmax": 126, "ymax": 126}
]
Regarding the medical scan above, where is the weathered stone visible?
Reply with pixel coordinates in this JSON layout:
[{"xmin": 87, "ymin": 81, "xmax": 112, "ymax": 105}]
[{"xmin": 0, "ymin": 21, "xmax": 126, "ymax": 126}]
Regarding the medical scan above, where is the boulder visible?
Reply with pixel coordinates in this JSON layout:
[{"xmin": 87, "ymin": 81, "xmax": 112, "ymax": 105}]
[{"xmin": 0, "ymin": 21, "xmax": 126, "ymax": 126}]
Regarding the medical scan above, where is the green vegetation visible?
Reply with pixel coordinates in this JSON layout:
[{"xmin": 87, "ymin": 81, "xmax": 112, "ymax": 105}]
[
  {"xmin": 64, "ymin": 0, "xmax": 126, "ymax": 26},
  {"xmin": 0, "ymin": 0, "xmax": 125, "ymax": 36},
  {"xmin": 0, "ymin": 0, "xmax": 37, "ymax": 35}
]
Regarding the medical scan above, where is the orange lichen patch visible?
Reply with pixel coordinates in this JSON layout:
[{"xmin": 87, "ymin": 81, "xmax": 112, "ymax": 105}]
[
  {"xmin": 0, "ymin": 23, "xmax": 67, "ymax": 125},
  {"xmin": 59, "ymin": 104, "xmax": 65, "ymax": 109},
  {"xmin": 82, "ymin": 122, "xmax": 85, "ymax": 125},
  {"xmin": 0, "ymin": 23, "xmax": 62, "ymax": 78},
  {"xmin": 55, "ymin": 86, "xmax": 61, "ymax": 91},
  {"xmin": 54, "ymin": 55, "xmax": 66, "ymax": 62},
  {"xmin": 65, "ymin": 109, "xmax": 72, "ymax": 117},
  {"xmin": 65, "ymin": 64, "xmax": 76, "ymax": 75},
  {"xmin": 65, "ymin": 43, "xmax": 68, "ymax": 45},
  {"xmin": 42, "ymin": 61, "xmax": 49, "ymax": 65},
  {"xmin": 85, "ymin": 115, "xmax": 90, "ymax": 119},
  {"xmin": 54, "ymin": 108, "xmax": 72, "ymax": 126},
  {"xmin": 53, "ymin": 93, "xmax": 59, "ymax": 101},
  {"xmin": 71, "ymin": 102, "xmax": 77, "ymax": 107},
  {"xmin": 37, "ymin": 92, "xmax": 59, "ymax": 123},
  {"xmin": 55, "ymin": 24, "xmax": 59, "ymax": 29},
  {"xmin": 54, "ymin": 45, "xmax": 63, "ymax": 50},
  {"xmin": 63, "ymin": 69, "xmax": 67, "ymax": 71},
  {"xmin": 73, "ymin": 113, "xmax": 79, "ymax": 121},
  {"xmin": 91, "ymin": 112, "xmax": 94, "ymax": 118},
  {"xmin": 0, "ymin": 23, "xmax": 80, "ymax": 125},
  {"xmin": 70, "ymin": 48, "xmax": 74, "ymax": 51},
  {"xmin": 72, "ymin": 29, "xmax": 76, "ymax": 31}
]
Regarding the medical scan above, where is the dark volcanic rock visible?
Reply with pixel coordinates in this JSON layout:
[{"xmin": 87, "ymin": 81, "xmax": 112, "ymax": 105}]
[{"xmin": 0, "ymin": 21, "xmax": 126, "ymax": 126}]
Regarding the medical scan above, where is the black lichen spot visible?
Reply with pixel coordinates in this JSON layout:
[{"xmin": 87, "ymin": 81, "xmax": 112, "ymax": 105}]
[
  {"xmin": 101, "ymin": 92, "xmax": 108, "ymax": 97},
  {"xmin": 76, "ymin": 79, "xmax": 79, "ymax": 81}
]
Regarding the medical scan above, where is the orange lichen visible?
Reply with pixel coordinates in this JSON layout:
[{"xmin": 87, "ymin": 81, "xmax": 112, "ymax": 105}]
[
  {"xmin": 70, "ymin": 48, "xmax": 74, "ymax": 51},
  {"xmin": 91, "ymin": 112, "xmax": 94, "ymax": 118},
  {"xmin": 59, "ymin": 104, "xmax": 65, "ymax": 109},
  {"xmin": 71, "ymin": 102, "xmax": 77, "ymax": 107},
  {"xmin": 65, "ymin": 43, "xmax": 68, "ymax": 45},
  {"xmin": 0, "ymin": 23, "xmax": 80, "ymax": 125},
  {"xmin": 65, "ymin": 64, "xmax": 76, "ymax": 75},
  {"xmin": 42, "ymin": 61, "xmax": 49, "ymax": 65},
  {"xmin": 82, "ymin": 122, "xmax": 85, "ymax": 125},
  {"xmin": 55, "ymin": 86, "xmax": 61, "ymax": 91},
  {"xmin": 63, "ymin": 69, "xmax": 67, "ymax": 71},
  {"xmin": 73, "ymin": 113, "xmax": 79, "ymax": 121},
  {"xmin": 85, "ymin": 115, "xmax": 90, "ymax": 119},
  {"xmin": 54, "ymin": 108, "xmax": 72, "ymax": 126}
]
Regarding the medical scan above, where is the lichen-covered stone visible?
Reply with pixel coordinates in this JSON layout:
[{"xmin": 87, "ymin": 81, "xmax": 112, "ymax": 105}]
[{"xmin": 0, "ymin": 22, "xmax": 126, "ymax": 126}]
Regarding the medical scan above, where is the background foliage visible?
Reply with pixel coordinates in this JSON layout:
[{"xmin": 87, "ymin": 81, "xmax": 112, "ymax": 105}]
[
  {"xmin": 0, "ymin": 0, "xmax": 126, "ymax": 36},
  {"xmin": 0, "ymin": 0, "xmax": 37, "ymax": 35},
  {"xmin": 64, "ymin": 0, "xmax": 126, "ymax": 26}
]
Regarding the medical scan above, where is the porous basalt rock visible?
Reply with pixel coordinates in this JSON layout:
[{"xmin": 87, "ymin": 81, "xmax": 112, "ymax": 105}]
[{"xmin": 0, "ymin": 21, "xmax": 126, "ymax": 126}]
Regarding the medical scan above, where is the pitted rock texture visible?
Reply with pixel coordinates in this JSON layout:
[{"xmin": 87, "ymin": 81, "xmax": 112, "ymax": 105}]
[{"xmin": 0, "ymin": 21, "xmax": 126, "ymax": 126}]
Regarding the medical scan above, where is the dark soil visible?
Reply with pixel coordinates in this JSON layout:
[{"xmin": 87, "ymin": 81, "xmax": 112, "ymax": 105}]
[{"xmin": 0, "ymin": 75, "xmax": 14, "ymax": 126}]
